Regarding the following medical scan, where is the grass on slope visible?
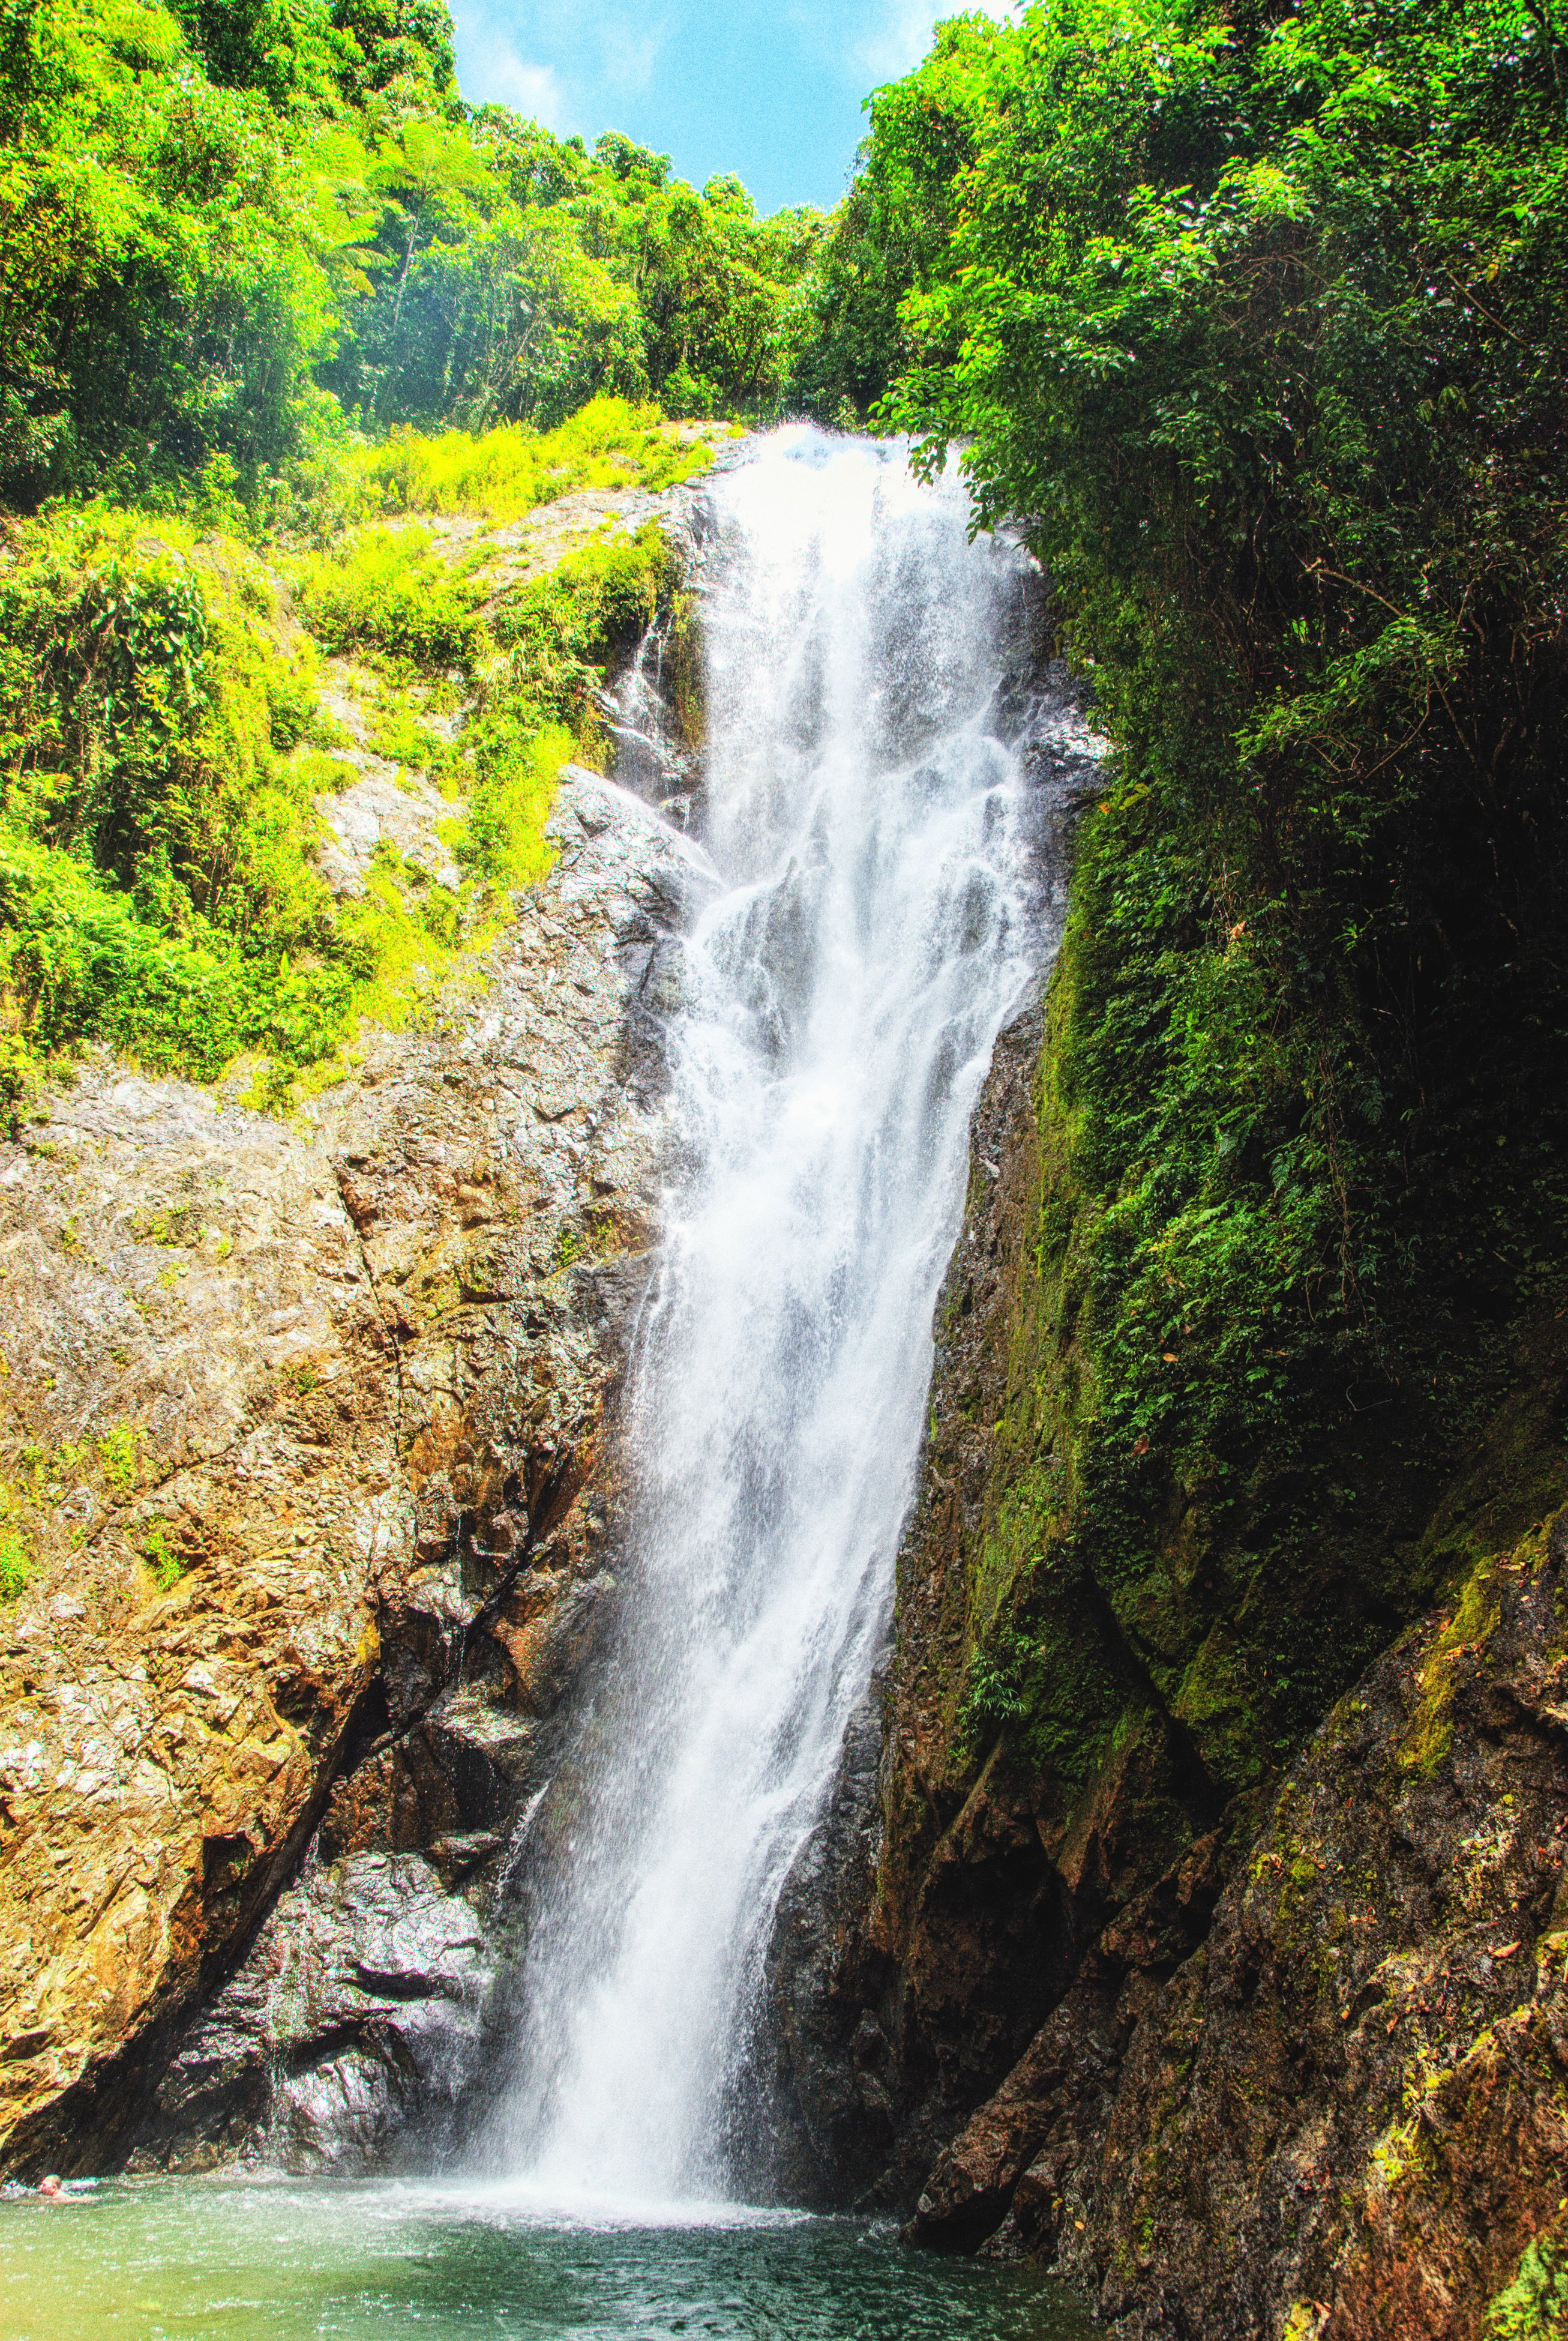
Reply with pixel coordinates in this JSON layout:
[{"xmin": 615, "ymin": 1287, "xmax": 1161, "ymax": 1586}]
[{"xmin": 343, "ymin": 395, "xmax": 728, "ymax": 525}]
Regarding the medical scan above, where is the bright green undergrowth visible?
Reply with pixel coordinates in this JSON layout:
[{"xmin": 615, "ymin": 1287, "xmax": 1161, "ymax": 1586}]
[
  {"xmin": 343, "ymin": 396, "xmax": 723, "ymax": 525},
  {"xmin": 1486, "ymin": 2240, "xmax": 1568, "ymax": 2340},
  {"xmin": 461, "ymin": 520, "xmax": 681, "ymax": 884},
  {"xmin": 0, "ymin": 424, "xmax": 683, "ymax": 1115},
  {"xmin": 293, "ymin": 522, "xmax": 486, "ymax": 667},
  {"xmin": 139, "ymin": 1520, "xmax": 186, "ymax": 1592},
  {"xmin": 0, "ymin": 1531, "xmax": 30, "ymax": 1603},
  {"xmin": 0, "ymin": 506, "xmax": 350, "ymax": 1101}
]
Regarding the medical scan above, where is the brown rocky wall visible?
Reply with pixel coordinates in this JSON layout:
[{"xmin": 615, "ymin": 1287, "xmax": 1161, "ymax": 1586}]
[{"xmin": 0, "ymin": 764, "xmax": 694, "ymax": 2174}]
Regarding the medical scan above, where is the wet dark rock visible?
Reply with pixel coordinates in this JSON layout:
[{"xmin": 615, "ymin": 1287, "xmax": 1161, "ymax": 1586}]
[
  {"xmin": 419, "ymin": 1684, "xmax": 540, "ymax": 1831},
  {"xmin": 750, "ymin": 1668, "xmax": 896, "ymax": 2205},
  {"xmin": 131, "ymin": 1853, "xmax": 489, "ymax": 2174},
  {"xmin": 907, "ymin": 1810, "xmax": 1251, "ymax": 2256},
  {"xmin": 428, "ymin": 1832, "xmax": 506, "ymax": 1888}
]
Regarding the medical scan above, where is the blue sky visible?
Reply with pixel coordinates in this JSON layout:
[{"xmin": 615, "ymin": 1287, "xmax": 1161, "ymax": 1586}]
[{"xmin": 449, "ymin": 2, "xmax": 1015, "ymax": 215}]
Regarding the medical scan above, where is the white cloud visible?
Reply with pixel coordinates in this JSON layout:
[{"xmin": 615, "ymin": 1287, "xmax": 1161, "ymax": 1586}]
[
  {"xmin": 851, "ymin": 0, "xmax": 1017, "ymax": 84},
  {"xmin": 490, "ymin": 51, "xmax": 569, "ymax": 123},
  {"xmin": 450, "ymin": 8, "xmax": 571, "ymax": 128},
  {"xmin": 596, "ymin": 7, "xmax": 674, "ymax": 98},
  {"xmin": 451, "ymin": 1, "xmax": 677, "ymax": 128}
]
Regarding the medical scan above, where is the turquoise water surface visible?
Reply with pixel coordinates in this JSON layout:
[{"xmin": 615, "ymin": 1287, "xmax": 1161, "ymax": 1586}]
[{"xmin": 0, "ymin": 2178, "xmax": 1094, "ymax": 2341}]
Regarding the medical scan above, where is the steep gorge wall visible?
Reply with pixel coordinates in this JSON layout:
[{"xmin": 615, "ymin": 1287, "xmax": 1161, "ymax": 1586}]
[
  {"xmin": 765, "ymin": 815, "xmax": 1568, "ymax": 2334},
  {"xmin": 921, "ymin": 1506, "xmax": 1568, "ymax": 2337},
  {"xmin": 0, "ymin": 764, "xmax": 688, "ymax": 2175},
  {"xmin": 772, "ymin": 16, "xmax": 1568, "ymax": 2324},
  {"xmin": 0, "ymin": 466, "xmax": 718, "ymax": 2177}
]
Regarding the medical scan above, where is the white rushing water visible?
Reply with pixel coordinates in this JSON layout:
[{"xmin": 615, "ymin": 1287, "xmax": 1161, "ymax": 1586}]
[{"xmin": 496, "ymin": 426, "xmax": 1050, "ymax": 2208}]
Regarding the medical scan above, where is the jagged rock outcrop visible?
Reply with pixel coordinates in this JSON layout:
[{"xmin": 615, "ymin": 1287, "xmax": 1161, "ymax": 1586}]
[
  {"xmin": 915, "ymin": 1510, "xmax": 1568, "ymax": 2339},
  {"xmin": 0, "ymin": 764, "xmax": 703, "ymax": 2174},
  {"xmin": 133, "ymin": 1850, "xmax": 490, "ymax": 2173}
]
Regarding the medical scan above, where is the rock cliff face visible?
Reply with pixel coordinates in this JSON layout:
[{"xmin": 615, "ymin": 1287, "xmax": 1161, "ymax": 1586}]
[
  {"xmin": 916, "ymin": 1512, "xmax": 1568, "ymax": 2338},
  {"xmin": 0, "ymin": 761, "xmax": 695, "ymax": 2175},
  {"xmin": 765, "ymin": 903, "xmax": 1568, "ymax": 2333}
]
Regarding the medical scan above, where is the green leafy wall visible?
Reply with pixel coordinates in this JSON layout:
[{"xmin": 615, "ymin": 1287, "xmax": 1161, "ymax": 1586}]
[{"xmin": 801, "ymin": 0, "xmax": 1568, "ymax": 1803}]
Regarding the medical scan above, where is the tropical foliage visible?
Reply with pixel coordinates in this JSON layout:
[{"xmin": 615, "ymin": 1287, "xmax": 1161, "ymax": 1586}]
[
  {"xmin": 804, "ymin": 0, "xmax": 1568, "ymax": 1779},
  {"xmin": 0, "ymin": 400, "xmax": 700, "ymax": 1112},
  {"xmin": 0, "ymin": 0, "xmax": 789, "ymax": 1110},
  {"xmin": 0, "ymin": 0, "xmax": 820, "ymax": 513}
]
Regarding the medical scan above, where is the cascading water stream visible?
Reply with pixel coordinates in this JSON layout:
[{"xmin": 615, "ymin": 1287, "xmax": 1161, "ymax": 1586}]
[{"xmin": 494, "ymin": 425, "xmax": 1055, "ymax": 2209}]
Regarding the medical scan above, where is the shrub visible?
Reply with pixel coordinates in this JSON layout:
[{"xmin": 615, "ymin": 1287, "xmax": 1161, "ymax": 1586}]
[
  {"xmin": 290, "ymin": 525, "xmax": 484, "ymax": 669},
  {"xmin": 0, "ymin": 1531, "xmax": 30, "ymax": 1601}
]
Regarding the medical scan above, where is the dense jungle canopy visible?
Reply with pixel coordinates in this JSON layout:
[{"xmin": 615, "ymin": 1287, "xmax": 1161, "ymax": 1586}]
[{"xmin": 0, "ymin": 0, "xmax": 822, "ymax": 508}]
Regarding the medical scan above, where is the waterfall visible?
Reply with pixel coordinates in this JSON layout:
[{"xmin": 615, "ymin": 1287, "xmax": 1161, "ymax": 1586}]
[{"xmin": 494, "ymin": 425, "xmax": 1054, "ymax": 2209}]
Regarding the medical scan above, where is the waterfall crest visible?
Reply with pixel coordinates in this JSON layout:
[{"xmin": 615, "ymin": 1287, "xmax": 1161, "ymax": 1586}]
[{"xmin": 494, "ymin": 425, "xmax": 1052, "ymax": 2208}]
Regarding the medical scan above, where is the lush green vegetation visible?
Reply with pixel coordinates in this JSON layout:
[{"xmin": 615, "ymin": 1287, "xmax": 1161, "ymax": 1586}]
[
  {"xmin": 0, "ymin": 395, "xmax": 700, "ymax": 1113},
  {"xmin": 1486, "ymin": 2238, "xmax": 1568, "ymax": 2341},
  {"xmin": 2, "ymin": 0, "xmax": 1564, "ymax": 1731},
  {"xmin": 0, "ymin": 0, "xmax": 760, "ymax": 1111},
  {"xmin": 808, "ymin": 0, "xmax": 1568, "ymax": 1797},
  {"xmin": 337, "ymin": 394, "xmax": 718, "ymax": 523},
  {"xmin": 0, "ymin": 0, "xmax": 820, "ymax": 513}
]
